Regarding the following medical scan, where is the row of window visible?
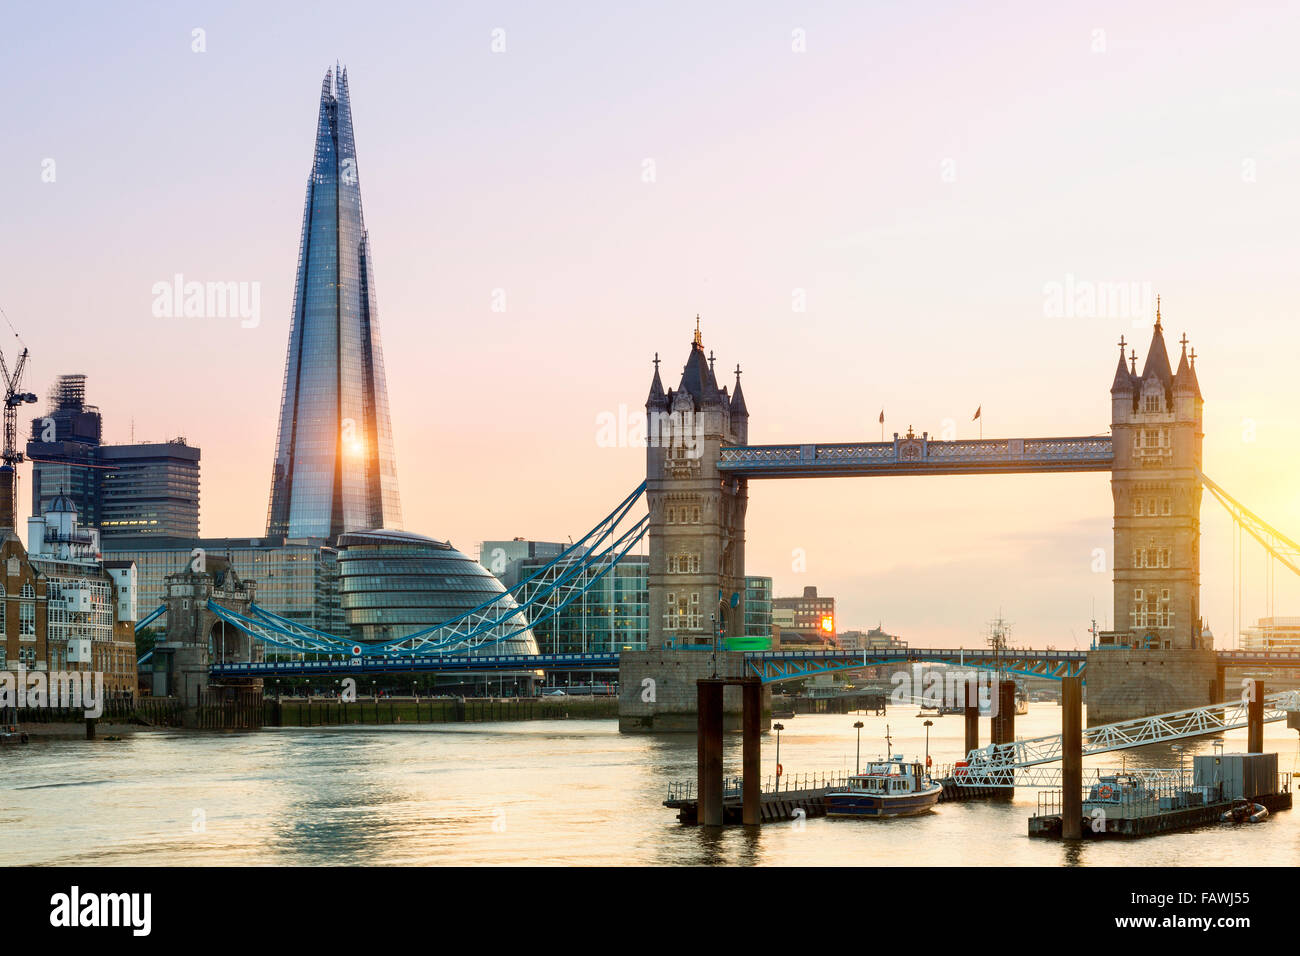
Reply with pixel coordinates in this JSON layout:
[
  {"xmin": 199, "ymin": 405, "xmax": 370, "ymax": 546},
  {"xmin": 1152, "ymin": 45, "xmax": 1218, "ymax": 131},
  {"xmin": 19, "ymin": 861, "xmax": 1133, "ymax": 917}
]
[
  {"xmin": 666, "ymin": 553, "xmax": 701, "ymax": 574},
  {"xmin": 1133, "ymin": 548, "xmax": 1171, "ymax": 569},
  {"xmin": 1133, "ymin": 428, "xmax": 1172, "ymax": 453},
  {"xmin": 1133, "ymin": 497, "xmax": 1172, "ymax": 516},
  {"xmin": 1131, "ymin": 606, "xmax": 1173, "ymax": 628},
  {"xmin": 663, "ymin": 590, "xmax": 702, "ymax": 632},
  {"xmin": 665, "ymin": 506, "xmax": 701, "ymax": 525}
]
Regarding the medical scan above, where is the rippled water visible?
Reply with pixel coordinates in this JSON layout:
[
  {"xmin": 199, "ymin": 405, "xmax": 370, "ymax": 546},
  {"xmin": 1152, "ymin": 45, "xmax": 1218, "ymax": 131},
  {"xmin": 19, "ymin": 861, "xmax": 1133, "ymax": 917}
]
[{"xmin": 3, "ymin": 704, "xmax": 1298, "ymax": 865}]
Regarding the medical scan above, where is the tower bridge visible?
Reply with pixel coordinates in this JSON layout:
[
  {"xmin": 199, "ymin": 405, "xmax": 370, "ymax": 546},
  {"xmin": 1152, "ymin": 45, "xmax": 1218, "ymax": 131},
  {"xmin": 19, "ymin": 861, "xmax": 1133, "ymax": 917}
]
[
  {"xmin": 624, "ymin": 304, "xmax": 1229, "ymax": 730},
  {"xmin": 151, "ymin": 307, "xmax": 1300, "ymax": 735}
]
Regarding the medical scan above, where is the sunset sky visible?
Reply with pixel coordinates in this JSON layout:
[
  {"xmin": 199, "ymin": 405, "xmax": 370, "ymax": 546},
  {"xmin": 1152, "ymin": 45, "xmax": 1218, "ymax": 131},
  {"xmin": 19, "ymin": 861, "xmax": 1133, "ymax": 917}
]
[{"xmin": 4, "ymin": 0, "xmax": 1300, "ymax": 647}]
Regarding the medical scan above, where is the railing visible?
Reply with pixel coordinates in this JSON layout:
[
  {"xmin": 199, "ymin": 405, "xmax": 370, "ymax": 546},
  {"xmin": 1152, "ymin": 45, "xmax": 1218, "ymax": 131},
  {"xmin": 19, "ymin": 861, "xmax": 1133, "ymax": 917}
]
[
  {"xmin": 1031, "ymin": 771, "xmax": 1297, "ymax": 820},
  {"xmin": 667, "ymin": 771, "xmax": 852, "ymax": 802},
  {"xmin": 1033, "ymin": 771, "xmax": 1209, "ymax": 820},
  {"xmin": 958, "ymin": 689, "xmax": 1300, "ymax": 783}
]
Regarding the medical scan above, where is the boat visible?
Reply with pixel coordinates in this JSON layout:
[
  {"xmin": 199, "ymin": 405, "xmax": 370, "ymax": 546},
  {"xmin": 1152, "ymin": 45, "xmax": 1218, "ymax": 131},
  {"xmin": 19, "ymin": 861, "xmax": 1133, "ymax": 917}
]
[
  {"xmin": 0, "ymin": 726, "xmax": 29, "ymax": 746},
  {"xmin": 1220, "ymin": 798, "xmax": 1268, "ymax": 824},
  {"xmin": 825, "ymin": 728, "xmax": 942, "ymax": 818}
]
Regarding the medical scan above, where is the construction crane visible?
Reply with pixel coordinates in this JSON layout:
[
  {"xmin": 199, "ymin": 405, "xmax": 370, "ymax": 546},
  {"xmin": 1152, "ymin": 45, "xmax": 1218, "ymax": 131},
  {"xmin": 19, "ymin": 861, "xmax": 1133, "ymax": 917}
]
[{"xmin": 0, "ymin": 347, "xmax": 37, "ymax": 469}]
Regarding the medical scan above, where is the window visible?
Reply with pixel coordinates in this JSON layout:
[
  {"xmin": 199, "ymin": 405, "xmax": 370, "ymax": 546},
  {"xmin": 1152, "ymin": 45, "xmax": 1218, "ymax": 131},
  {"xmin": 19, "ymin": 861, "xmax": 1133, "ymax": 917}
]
[
  {"xmin": 19, "ymin": 603, "xmax": 35, "ymax": 636},
  {"xmin": 1133, "ymin": 499, "xmax": 1144, "ymax": 516},
  {"xmin": 691, "ymin": 506, "xmax": 700, "ymax": 524},
  {"xmin": 1161, "ymin": 498, "xmax": 1172, "ymax": 516}
]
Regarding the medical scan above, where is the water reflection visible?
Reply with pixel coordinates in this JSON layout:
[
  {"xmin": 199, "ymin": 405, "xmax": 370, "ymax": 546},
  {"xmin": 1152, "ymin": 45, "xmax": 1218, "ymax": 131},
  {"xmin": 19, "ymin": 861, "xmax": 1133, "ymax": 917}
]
[{"xmin": 0, "ymin": 706, "xmax": 1294, "ymax": 866}]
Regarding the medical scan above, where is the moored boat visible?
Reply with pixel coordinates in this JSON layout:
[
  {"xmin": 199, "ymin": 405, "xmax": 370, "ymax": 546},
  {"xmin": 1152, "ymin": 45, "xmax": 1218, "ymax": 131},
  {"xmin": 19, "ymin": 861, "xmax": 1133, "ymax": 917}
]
[
  {"xmin": 1220, "ymin": 798, "xmax": 1268, "ymax": 823},
  {"xmin": 825, "ymin": 729, "xmax": 941, "ymax": 818}
]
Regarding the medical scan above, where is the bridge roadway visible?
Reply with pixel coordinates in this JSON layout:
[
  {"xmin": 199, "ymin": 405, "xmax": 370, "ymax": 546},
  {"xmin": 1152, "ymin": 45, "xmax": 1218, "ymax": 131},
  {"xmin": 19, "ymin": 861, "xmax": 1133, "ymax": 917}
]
[{"xmin": 208, "ymin": 646, "xmax": 1300, "ymax": 680}]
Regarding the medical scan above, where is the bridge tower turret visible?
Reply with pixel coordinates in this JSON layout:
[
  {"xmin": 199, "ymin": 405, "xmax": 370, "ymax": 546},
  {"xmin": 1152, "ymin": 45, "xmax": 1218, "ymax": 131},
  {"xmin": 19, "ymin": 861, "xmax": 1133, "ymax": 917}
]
[
  {"xmin": 1109, "ymin": 303, "xmax": 1204, "ymax": 651},
  {"xmin": 645, "ymin": 320, "xmax": 748, "ymax": 650},
  {"xmin": 1092, "ymin": 301, "xmax": 1212, "ymax": 723}
]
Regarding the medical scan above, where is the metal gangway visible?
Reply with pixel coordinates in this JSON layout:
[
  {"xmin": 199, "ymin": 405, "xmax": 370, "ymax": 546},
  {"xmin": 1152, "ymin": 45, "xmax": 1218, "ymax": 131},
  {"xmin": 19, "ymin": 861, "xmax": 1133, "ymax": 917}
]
[{"xmin": 954, "ymin": 689, "xmax": 1300, "ymax": 787}]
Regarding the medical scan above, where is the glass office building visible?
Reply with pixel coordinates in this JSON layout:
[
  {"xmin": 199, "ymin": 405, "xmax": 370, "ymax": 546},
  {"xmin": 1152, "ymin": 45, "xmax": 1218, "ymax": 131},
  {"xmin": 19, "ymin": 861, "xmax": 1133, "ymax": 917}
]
[
  {"xmin": 744, "ymin": 576, "xmax": 773, "ymax": 642},
  {"xmin": 98, "ymin": 441, "xmax": 201, "ymax": 545},
  {"xmin": 337, "ymin": 530, "xmax": 539, "ymax": 655},
  {"xmin": 267, "ymin": 66, "xmax": 402, "ymax": 541},
  {"xmin": 106, "ymin": 537, "xmax": 345, "ymax": 635},
  {"xmin": 509, "ymin": 552, "xmax": 649, "ymax": 655}
]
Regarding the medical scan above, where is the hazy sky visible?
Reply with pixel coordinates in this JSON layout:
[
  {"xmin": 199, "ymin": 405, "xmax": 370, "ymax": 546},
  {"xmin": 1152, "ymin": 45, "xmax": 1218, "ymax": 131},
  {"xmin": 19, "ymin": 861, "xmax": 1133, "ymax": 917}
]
[{"xmin": 4, "ymin": 1, "xmax": 1300, "ymax": 647}]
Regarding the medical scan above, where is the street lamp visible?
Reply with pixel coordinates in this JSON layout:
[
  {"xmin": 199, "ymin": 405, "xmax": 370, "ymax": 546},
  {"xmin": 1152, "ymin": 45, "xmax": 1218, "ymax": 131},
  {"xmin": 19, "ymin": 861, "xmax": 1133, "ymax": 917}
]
[
  {"xmin": 923, "ymin": 719, "xmax": 934, "ymax": 775},
  {"xmin": 774, "ymin": 722, "xmax": 785, "ymax": 790},
  {"xmin": 853, "ymin": 720, "xmax": 864, "ymax": 774}
]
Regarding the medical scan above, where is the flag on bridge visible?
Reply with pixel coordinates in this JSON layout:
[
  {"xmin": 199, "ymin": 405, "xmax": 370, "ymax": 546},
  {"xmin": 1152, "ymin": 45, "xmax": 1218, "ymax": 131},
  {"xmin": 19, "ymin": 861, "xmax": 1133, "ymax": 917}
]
[
  {"xmin": 972, "ymin": 405, "xmax": 981, "ymax": 421},
  {"xmin": 878, "ymin": 410, "xmax": 884, "ymax": 424}
]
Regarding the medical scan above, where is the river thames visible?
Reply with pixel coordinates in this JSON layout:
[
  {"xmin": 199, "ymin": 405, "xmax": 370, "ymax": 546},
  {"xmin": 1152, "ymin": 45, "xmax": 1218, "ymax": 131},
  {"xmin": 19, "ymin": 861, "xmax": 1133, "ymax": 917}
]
[{"xmin": 3, "ymin": 705, "xmax": 1297, "ymax": 866}]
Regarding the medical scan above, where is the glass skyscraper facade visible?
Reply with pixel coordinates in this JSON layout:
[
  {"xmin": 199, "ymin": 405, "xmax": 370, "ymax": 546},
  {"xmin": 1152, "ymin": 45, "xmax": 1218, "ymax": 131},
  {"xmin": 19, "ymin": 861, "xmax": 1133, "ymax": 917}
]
[{"xmin": 267, "ymin": 66, "xmax": 402, "ymax": 541}]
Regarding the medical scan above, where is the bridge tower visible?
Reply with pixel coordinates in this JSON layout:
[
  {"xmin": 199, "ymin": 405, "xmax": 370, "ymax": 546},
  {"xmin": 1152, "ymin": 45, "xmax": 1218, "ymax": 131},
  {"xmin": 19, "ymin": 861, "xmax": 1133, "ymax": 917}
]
[
  {"xmin": 150, "ymin": 557, "xmax": 261, "ymax": 710},
  {"xmin": 1091, "ymin": 302, "xmax": 1215, "ymax": 722},
  {"xmin": 644, "ymin": 320, "xmax": 749, "ymax": 649},
  {"xmin": 620, "ymin": 321, "xmax": 763, "ymax": 731}
]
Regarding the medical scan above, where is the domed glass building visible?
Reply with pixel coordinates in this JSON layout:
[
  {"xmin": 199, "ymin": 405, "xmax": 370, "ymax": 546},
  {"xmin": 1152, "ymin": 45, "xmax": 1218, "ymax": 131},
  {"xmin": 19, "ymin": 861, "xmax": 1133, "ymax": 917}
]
[{"xmin": 336, "ymin": 529, "xmax": 540, "ymax": 656}]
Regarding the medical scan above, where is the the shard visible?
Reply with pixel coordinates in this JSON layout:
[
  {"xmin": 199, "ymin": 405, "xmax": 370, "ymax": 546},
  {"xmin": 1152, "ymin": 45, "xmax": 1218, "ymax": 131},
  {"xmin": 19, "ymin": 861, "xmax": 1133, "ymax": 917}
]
[{"xmin": 266, "ymin": 66, "xmax": 403, "ymax": 541}]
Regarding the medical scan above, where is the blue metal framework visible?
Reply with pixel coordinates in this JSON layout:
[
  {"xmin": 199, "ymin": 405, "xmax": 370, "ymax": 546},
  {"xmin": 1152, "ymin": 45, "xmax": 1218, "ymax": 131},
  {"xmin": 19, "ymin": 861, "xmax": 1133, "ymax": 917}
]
[
  {"xmin": 717, "ymin": 435, "xmax": 1114, "ymax": 478},
  {"xmin": 135, "ymin": 603, "xmax": 167, "ymax": 634},
  {"xmin": 205, "ymin": 484, "xmax": 648, "ymax": 659}
]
